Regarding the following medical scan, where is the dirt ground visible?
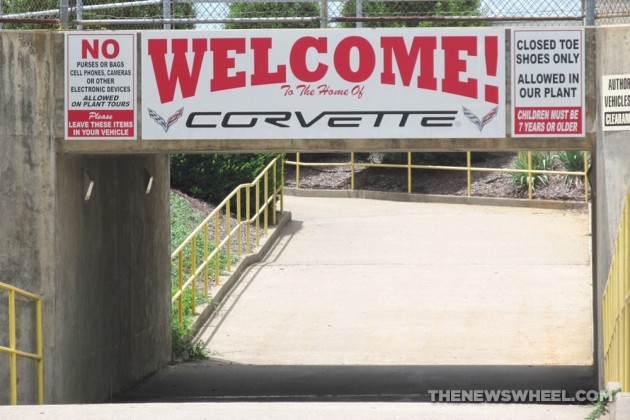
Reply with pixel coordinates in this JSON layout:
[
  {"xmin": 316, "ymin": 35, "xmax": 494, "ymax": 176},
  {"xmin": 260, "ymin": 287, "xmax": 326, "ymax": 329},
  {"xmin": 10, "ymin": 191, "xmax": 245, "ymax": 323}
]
[{"xmin": 283, "ymin": 152, "xmax": 588, "ymax": 201}]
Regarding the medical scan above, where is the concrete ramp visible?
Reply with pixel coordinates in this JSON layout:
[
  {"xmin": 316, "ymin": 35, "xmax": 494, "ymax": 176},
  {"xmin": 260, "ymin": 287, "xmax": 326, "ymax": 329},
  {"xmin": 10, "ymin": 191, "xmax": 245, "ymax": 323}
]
[
  {"xmin": 200, "ymin": 196, "xmax": 592, "ymax": 366},
  {"xmin": 125, "ymin": 195, "xmax": 594, "ymax": 402}
]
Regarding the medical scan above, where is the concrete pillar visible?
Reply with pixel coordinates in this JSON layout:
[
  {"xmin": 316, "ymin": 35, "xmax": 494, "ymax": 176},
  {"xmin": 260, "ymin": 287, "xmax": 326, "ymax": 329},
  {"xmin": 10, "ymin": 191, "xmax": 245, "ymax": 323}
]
[
  {"xmin": 594, "ymin": 26, "xmax": 630, "ymax": 388},
  {"xmin": 0, "ymin": 31, "xmax": 172, "ymax": 404}
]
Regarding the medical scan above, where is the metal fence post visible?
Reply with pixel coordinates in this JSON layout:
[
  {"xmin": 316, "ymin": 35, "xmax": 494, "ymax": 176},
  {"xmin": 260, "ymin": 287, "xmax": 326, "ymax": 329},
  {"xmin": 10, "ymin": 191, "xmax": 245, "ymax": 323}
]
[
  {"xmin": 356, "ymin": 0, "xmax": 363, "ymax": 28},
  {"xmin": 320, "ymin": 0, "xmax": 328, "ymax": 28},
  {"xmin": 163, "ymin": 0, "xmax": 171, "ymax": 30},
  {"xmin": 76, "ymin": 0, "xmax": 83, "ymax": 30},
  {"xmin": 59, "ymin": 0, "xmax": 70, "ymax": 30},
  {"xmin": 585, "ymin": 0, "xmax": 595, "ymax": 26}
]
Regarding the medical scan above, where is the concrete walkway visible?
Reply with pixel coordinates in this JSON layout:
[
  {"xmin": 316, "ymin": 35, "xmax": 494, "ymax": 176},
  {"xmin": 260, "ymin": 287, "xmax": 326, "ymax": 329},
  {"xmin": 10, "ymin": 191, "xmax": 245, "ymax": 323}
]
[
  {"xmin": 196, "ymin": 195, "xmax": 593, "ymax": 367},
  {"xmin": 124, "ymin": 195, "xmax": 594, "ymax": 403}
]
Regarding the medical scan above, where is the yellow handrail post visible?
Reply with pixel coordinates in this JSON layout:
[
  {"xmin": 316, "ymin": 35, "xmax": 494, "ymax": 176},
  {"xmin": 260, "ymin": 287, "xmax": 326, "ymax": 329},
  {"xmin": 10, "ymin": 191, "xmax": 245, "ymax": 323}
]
[
  {"xmin": 467, "ymin": 151, "xmax": 472, "ymax": 197},
  {"xmin": 351, "ymin": 152, "xmax": 355, "ymax": 190},
  {"xmin": 264, "ymin": 172, "xmax": 269, "ymax": 235},
  {"xmin": 246, "ymin": 186, "xmax": 251, "ymax": 254},
  {"xmin": 36, "ymin": 298, "xmax": 43, "ymax": 405},
  {"xmin": 527, "ymin": 151, "xmax": 533, "ymax": 200},
  {"xmin": 177, "ymin": 252, "xmax": 183, "ymax": 328},
  {"xmin": 407, "ymin": 152, "xmax": 412, "ymax": 194},
  {"xmin": 272, "ymin": 160, "xmax": 277, "ymax": 225},
  {"xmin": 226, "ymin": 199, "xmax": 231, "ymax": 272},
  {"xmin": 191, "ymin": 236, "xmax": 197, "ymax": 315},
  {"xmin": 296, "ymin": 152, "xmax": 301, "ymax": 189},
  {"xmin": 237, "ymin": 189, "xmax": 242, "ymax": 258},
  {"xmin": 203, "ymin": 224, "xmax": 209, "ymax": 298},
  {"xmin": 256, "ymin": 180, "xmax": 260, "ymax": 247},
  {"xmin": 584, "ymin": 151, "xmax": 590, "ymax": 203},
  {"xmin": 9, "ymin": 289, "xmax": 17, "ymax": 405},
  {"xmin": 1, "ymin": 283, "xmax": 46, "ymax": 404},
  {"xmin": 215, "ymin": 212, "xmax": 220, "ymax": 285},
  {"xmin": 281, "ymin": 156, "xmax": 285, "ymax": 214}
]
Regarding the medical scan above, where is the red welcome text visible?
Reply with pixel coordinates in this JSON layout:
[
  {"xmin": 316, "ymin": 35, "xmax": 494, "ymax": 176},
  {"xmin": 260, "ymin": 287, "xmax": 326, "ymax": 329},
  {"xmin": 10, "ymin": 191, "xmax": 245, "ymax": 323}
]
[{"xmin": 147, "ymin": 35, "xmax": 499, "ymax": 105}]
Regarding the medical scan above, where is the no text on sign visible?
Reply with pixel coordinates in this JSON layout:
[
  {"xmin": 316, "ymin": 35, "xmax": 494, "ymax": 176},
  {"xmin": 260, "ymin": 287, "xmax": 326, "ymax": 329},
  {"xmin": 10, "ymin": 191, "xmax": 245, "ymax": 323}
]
[
  {"xmin": 511, "ymin": 29, "xmax": 585, "ymax": 137},
  {"xmin": 65, "ymin": 32, "xmax": 137, "ymax": 140}
]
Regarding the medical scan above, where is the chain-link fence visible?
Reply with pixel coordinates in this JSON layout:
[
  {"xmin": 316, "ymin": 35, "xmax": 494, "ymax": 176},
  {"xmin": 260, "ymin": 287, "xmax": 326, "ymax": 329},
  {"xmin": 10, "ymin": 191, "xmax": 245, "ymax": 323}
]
[{"xmin": 0, "ymin": 0, "xmax": 629, "ymax": 29}]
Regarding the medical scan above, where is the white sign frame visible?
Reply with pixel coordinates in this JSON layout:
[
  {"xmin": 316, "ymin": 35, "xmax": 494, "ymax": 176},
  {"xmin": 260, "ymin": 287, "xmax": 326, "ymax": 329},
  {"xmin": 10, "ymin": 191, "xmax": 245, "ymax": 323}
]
[
  {"xmin": 141, "ymin": 28, "xmax": 506, "ymax": 140},
  {"xmin": 511, "ymin": 28, "xmax": 585, "ymax": 138},
  {"xmin": 602, "ymin": 74, "xmax": 630, "ymax": 131},
  {"xmin": 65, "ymin": 31, "xmax": 137, "ymax": 140}
]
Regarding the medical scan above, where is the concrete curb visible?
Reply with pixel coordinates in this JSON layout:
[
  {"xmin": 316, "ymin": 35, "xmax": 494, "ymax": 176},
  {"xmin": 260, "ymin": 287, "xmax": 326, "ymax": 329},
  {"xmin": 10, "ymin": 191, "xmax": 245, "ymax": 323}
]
[
  {"xmin": 603, "ymin": 382, "xmax": 627, "ymax": 420},
  {"xmin": 284, "ymin": 188, "xmax": 588, "ymax": 211},
  {"xmin": 189, "ymin": 211, "xmax": 292, "ymax": 340}
]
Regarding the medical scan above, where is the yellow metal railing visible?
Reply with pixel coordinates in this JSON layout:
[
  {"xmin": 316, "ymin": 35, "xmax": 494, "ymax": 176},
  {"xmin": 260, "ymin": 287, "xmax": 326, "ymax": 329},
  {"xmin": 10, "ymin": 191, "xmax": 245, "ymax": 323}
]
[
  {"xmin": 0, "ymin": 282, "xmax": 43, "ymax": 405},
  {"xmin": 288, "ymin": 151, "xmax": 590, "ymax": 202},
  {"xmin": 171, "ymin": 156, "xmax": 284, "ymax": 328},
  {"xmin": 603, "ymin": 185, "xmax": 630, "ymax": 391}
]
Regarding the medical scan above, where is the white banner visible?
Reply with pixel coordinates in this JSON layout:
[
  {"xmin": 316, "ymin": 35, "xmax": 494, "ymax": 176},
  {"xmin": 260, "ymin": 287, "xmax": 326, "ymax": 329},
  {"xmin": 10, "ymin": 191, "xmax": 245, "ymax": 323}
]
[
  {"xmin": 511, "ymin": 28, "xmax": 585, "ymax": 137},
  {"xmin": 141, "ymin": 29, "xmax": 505, "ymax": 140}
]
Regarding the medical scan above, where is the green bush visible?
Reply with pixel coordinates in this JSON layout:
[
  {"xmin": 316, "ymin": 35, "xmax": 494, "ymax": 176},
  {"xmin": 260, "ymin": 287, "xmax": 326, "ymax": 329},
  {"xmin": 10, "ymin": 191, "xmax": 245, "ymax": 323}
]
[
  {"xmin": 510, "ymin": 151, "xmax": 554, "ymax": 192},
  {"xmin": 171, "ymin": 154, "xmax": 278, "ymax": 204},
  {"xmin": 171, "ymin": 316, "xmax": 208, "ymax": 361},
  {"xmin": 557, "ymin": 151, "xmax": 589, "ymax": 188}
]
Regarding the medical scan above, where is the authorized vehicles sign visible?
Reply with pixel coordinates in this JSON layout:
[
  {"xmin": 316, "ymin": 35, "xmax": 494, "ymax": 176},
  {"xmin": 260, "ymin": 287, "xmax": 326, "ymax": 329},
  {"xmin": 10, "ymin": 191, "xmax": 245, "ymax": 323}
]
[
  {"xmin": 141, "ymin": 29, "xmax": 505, "ymax": 140},
  {"xmin": 602, "ymin": 74, "xmax": 630, "ymax": 131},
  {"xmin": 511, "ymin": 29, "xmax": 585, "ymax": 137},
  {"xmin": 65, "ymin": 32, "xmax": 137, "ymax": 140}
]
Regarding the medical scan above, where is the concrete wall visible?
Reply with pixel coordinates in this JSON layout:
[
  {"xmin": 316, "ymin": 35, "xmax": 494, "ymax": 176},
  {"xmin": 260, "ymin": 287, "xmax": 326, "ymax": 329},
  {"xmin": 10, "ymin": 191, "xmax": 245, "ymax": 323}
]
[
  {"xmin": 0, "ymin": 32, "xmax": 172, "ymax": 404},
  {"xmin": 594, "ymin": 26, "xmax": 630, "ymax": 387},
  {"xmin": 0, "ymin": 31, "xmax": 56, "ymax": 405},
  {"xmin": 53, "ymin": 154, "xmax": 171, "ymax": 403}
]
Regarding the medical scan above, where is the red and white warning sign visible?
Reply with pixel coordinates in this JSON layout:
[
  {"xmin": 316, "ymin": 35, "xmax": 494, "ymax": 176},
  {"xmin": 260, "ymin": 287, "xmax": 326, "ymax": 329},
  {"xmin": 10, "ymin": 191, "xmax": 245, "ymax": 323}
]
[
  {"xmin": 65, "ymin": 32, "xmax": 136, "ymax": 140},
  {"xmin": 511, "ymin": 29, "xmax": 584, "ymax": 137}
]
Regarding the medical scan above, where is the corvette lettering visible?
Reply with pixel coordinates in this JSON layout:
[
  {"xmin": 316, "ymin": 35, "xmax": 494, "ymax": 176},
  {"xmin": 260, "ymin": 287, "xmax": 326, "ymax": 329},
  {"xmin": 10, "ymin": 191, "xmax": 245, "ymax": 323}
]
[{"xmin": 185, "ymin": 111, "xmax": 458, "ymax": 129}]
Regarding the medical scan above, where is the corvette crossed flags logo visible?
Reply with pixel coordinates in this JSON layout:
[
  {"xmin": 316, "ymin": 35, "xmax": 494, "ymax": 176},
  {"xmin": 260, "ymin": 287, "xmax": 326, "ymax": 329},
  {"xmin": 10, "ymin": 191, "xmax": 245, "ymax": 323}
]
[
  {"xmin": 462, "ymin": 106, "xmax": 499, "ymax": 132},
  {"xmin": 148, "ymin": 108, "xmax": 184, "ymax": 133}
]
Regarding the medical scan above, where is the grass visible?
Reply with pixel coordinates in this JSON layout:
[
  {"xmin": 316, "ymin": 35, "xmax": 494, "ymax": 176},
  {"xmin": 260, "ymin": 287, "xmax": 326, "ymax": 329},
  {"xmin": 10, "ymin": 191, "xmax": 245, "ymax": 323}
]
[
  {"xmin": 170, "ymin": 192, "xmax": 237, "ymax": 361},
  {"xmin": 585, "ymin": 388, "xmax": 621, "ymax": 420}
]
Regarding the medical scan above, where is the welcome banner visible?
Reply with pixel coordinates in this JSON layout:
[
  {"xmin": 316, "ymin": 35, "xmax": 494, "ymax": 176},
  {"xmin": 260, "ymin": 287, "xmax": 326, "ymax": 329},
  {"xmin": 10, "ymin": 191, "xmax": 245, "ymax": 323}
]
[{"xmin": 141, "ymin": 28, "xmax": 505, "ymax": 140}]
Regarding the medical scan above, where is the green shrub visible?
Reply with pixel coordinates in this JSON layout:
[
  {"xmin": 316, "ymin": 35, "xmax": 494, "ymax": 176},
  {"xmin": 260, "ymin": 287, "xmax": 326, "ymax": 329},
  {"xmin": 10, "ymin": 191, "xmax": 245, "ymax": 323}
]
[
  {"xmin": 557, "ymin": 151, "xmax": 589, "ymax": 188},
  {"xmin": 510, "ymin": 151, "xmax": 554, "ymax": 192},
  {"xmin": 171, "ymin": 154, "xmax": 278, "ymax": 206},
  {"xmin": 171, "ymin": 316, "xmax": 208, "ymax": 361}
]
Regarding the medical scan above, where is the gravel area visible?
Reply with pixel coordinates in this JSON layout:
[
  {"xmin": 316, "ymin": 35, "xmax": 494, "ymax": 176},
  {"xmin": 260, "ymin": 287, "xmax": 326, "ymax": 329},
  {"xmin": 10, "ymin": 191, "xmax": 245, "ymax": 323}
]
[{"xmin": 284, "ymin": 152, "xmax": 587, "ymax": 202}]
